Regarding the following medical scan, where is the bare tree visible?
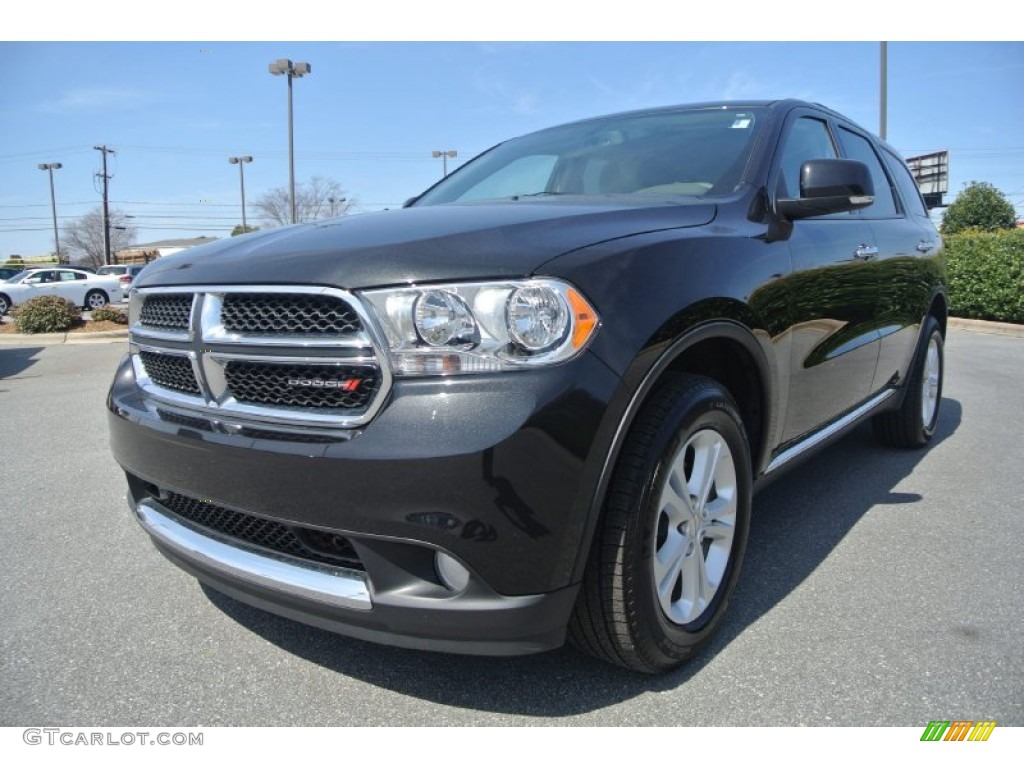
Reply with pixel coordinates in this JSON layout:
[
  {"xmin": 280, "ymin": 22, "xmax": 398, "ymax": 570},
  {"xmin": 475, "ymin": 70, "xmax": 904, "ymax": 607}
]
[
  {"xmin": 63, "ymin": 208, "xmax": 137, "ymax": 268},
  {"xmin": 253, "ymin": 176, "xmax": 355, "ymax": 226}
]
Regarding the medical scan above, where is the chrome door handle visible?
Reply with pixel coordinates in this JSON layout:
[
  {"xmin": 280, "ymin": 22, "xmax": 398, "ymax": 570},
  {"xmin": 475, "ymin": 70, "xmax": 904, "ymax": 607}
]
[
  {"xmin": 854, "ymin": 244, "xmax": 878, "ymax": 260},
  {"xmin": 916, "ymin": 241, "xmax": 934, "ymax": 253}
]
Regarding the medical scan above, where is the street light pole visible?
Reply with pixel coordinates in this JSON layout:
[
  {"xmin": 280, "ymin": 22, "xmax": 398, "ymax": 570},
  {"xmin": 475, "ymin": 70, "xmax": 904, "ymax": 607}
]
[
  {"xmin": 269, "ymin": 59, "xmax": 311, "ymax": 224},
  {"xmin": 228, "ymin": 156, "xmax": 253, "ymax": 232},
  {"xmin": 432, "ymin": 149, "xmax": 458, "ymax": 177},
  {"xmin": 328, "ymin": 196, "xmax": 346, "ymax": 218},
  {"xmin": 880, "ymin": 41, "xmax": 888, "ymax": 141},
  {"xmin": 37, "ymin": 162, "xmax": 63, "ymax": 262}
]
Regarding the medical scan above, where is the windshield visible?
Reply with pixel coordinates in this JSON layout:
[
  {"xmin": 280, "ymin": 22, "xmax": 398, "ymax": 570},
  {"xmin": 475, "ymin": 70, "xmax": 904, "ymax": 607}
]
[
  {"xmin": 4, "ymin": 270, "xmax": 31, "ymax": 282},
  {"xmin": 415, "ymin": 107, "xmax": 764, "ymax": 206}
]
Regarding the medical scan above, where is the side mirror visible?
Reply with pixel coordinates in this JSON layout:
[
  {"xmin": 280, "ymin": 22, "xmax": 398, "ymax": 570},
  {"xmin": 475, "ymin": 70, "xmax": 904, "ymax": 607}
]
[{"xmin": 777, "ymin": 159, "xmax": 874, "ymax": 219}]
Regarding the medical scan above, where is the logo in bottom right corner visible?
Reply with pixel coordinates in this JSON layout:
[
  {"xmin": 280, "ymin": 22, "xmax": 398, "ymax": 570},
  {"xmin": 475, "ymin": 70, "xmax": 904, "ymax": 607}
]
[{"xmin": 921, "ymin": 721, "xmax": 997, "ymax": 741}]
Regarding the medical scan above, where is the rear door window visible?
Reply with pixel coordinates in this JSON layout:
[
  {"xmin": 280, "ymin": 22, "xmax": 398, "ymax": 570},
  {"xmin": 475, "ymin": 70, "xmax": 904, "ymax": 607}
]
[{"xmin": 836, "ymin": 127, "xmax": 898, "ymax": 218}]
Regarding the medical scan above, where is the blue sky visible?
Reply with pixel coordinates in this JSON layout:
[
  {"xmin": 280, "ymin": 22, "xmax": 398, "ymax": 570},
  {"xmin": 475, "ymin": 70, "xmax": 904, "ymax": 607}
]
[{"xmin": 1, "ymin": 39, "xmax": 1022, "ymax": 257}]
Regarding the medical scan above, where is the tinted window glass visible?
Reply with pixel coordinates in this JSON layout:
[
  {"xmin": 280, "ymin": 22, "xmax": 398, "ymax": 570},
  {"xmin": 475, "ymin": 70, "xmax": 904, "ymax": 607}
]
[
  {"xmin": 777, "ymin": 117, "xmax": 837, "ymax": 198},
  {"xmin": 58, "ymin": 270, "xmax": 85, "ymax": 281},
  {"xmin": 417, "ymin": 107, "xmax": 765, "ymax": 205},
  {"xmin": 884, "ymin": 150, "xmax": 930, "ymax": 218},
  {"xmin": 837, "ymin": 127, "xmax": 897, "ymax": 217}
]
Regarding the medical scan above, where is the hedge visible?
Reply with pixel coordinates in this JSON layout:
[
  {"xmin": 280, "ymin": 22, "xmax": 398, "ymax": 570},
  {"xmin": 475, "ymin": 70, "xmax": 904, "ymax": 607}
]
[{"xmin": 944, "ymin": 229, "xmax": 1024, "ymax": 324}]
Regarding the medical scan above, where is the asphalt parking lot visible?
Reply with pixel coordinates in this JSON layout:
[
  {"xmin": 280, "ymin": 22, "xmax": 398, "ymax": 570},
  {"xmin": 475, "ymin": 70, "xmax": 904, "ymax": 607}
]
[{"xmin": 1, "ymin": 329, "xmax": 1021, "ymax": 726}]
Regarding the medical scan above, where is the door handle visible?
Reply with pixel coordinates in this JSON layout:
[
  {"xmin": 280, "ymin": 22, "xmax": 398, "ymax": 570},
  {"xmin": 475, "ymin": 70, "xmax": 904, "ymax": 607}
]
[
  {"xmin": 916, "ymin": 241, "xmax": 934, "ymax": 253},
  {"xmin": 854, "ymin": 244, "xmax": 878, "ymax": 261}
]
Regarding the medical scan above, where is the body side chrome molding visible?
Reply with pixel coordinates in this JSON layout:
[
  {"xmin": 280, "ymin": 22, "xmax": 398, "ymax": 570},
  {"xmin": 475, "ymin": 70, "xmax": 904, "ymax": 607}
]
[
  {"xmin": 764, "ymin": 388, "xmax": 896, "ymax": 475},
  {"xmin": 136, "ymin": 500, "xmax": 372, "ymax": 610}
]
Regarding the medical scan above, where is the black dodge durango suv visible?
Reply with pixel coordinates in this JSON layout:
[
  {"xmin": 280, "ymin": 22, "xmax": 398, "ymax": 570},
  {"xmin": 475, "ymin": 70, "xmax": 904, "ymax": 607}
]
[{"xmin": 108, "ymin": 100, "xmax": 945, "ymax": 672}]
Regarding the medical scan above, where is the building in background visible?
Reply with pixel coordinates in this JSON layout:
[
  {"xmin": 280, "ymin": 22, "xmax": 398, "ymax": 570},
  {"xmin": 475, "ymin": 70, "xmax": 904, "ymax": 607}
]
[{"xmin": 114, "ymin": 237, "xmax": 219, "ymax": 264}]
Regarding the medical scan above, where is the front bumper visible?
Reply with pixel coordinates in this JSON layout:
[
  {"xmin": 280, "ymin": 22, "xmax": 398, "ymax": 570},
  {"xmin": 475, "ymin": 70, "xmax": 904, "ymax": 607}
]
[{"xmin": 109, "ymin": 350, "xmax": 622, "ymax": 654}]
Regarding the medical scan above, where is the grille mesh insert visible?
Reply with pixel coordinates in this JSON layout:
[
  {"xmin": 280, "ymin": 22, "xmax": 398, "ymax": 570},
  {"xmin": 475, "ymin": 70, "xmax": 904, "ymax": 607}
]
[
  {"xmin": 221, "ymin": 293, "xmax": 362, "ymax": 336},
  {"xmin": 140, "ymin": 351, "xmax": 200, "ymax": 395},
  {"xmin": 140, "ymin": 294, "xmax": 192, "ymax": 331},
  {"xmin": 225, "ymin": 362, "xmax": 379, "ymax": 410},
  {"xmin": 159, "ymin": 492, "xmax": 364, "ymax": 571}
]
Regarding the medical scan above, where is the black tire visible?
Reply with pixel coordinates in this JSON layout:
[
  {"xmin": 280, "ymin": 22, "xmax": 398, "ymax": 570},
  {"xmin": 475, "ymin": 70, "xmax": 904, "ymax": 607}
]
[
  {"xmin": 85, "ymin": 290, "xmax": 108, "ymax": 311},
  {"xmin": 872, "ymin": 316, "xmax": 944, "ymax": 449},
  {"xmin": 569, "ymin": 374, "xmax": 752, "ymax": 673},
  {"xmin": 0, "ymin": 294, "xmax": 9, "ymax": 316}
]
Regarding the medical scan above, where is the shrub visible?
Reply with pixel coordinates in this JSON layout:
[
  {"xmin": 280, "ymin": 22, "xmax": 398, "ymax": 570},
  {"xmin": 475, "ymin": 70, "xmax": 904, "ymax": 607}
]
[
  {"xmin": 11, "ymin": 295, "xmax": 83, "ymax": 333},
  {"xmin": 941, "ymin": 182, "xmax": 1017, "ymax": 235},
  {"xmin": 90, "ymin": 305, "xmax": 128, "ymax": 324},
  {"xmin": 945, "ymin": 229, "xmax": 1024, "ymax": 324}
]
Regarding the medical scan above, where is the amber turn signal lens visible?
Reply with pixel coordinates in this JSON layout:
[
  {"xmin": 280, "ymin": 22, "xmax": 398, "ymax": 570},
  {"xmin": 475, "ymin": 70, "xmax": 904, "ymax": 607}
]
[{"xmin": 567, "ymin": 288, "xmax": 598, "ymax": 349}]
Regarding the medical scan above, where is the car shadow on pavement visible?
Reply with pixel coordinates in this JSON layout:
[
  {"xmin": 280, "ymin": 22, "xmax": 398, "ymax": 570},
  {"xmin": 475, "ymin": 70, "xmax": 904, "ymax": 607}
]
[
  {"xmin": 0, "ymin": 346, "xmax": 45, "ymax": 382},
  {"xmin": 202, "ymin": 397, "xmax": 963, "ymax": 718}
]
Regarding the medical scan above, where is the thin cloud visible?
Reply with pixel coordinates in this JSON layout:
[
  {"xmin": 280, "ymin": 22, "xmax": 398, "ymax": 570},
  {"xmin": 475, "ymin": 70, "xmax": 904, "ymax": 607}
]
[
  {"xmin": 472, "ymin": 66, "xmax": 540, "ymax": 116},
  {"xmin": 34, "ymin": 87, "xmax": 157, "ymax": 114}
]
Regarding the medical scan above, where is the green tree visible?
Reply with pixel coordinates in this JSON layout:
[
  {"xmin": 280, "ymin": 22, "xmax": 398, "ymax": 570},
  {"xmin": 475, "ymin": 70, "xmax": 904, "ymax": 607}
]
[
  {"xmin": 941, "ymin": 181, "xmax": 1017, "ymax": 235},
  {"xmin": 231, "ymin": 224, "xmax": 260, "ymax": 237}
]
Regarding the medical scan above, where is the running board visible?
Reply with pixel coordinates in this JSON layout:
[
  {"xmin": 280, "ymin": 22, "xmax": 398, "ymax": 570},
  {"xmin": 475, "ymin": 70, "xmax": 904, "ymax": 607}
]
[{"xmin": 765, "ymin": 389, "xmax": 896, "ymax": 476}]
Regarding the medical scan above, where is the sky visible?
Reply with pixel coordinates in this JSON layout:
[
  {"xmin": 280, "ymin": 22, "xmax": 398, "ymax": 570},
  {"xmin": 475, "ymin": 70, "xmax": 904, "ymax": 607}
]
[{"xmin": 1, "ymin": 35, "xmax": 1022, "ymax": 258}]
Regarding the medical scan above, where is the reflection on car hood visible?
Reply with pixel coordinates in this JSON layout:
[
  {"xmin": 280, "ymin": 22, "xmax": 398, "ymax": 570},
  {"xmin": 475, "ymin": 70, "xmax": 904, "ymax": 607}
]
[{"xmin": 136, "ymin": 200, "xmax": 717, "ymax": 290}]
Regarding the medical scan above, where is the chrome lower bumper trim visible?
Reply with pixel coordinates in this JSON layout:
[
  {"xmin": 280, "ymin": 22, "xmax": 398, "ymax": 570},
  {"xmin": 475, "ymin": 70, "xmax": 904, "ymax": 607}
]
[{"xmin": 135, "ymin": 500, "xmax": 372, "ymax": 610}]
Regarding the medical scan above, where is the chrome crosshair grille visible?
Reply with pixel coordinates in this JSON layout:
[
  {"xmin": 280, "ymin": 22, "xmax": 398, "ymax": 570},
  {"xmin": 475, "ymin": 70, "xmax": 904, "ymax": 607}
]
[{"xmin": 129, "ymin": 286, "xmax": 392, "ymax": 430}]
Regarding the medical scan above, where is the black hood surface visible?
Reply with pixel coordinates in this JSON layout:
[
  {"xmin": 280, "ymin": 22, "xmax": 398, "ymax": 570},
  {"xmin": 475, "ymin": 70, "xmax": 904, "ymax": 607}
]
[{"xmin": 137, "ymin": 200, "xmax": 716, "ymax": 290}]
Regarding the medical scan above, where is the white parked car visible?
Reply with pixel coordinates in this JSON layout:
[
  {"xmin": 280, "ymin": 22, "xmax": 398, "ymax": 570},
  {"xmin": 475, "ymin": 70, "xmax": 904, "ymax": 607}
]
[{"xmin": 0, "ymin": 268, "xmax": 124, "ymax": 315}]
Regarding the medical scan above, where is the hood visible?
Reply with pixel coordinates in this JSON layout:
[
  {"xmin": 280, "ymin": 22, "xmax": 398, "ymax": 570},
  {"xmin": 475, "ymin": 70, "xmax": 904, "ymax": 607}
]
[{"xmin": 137, "ymin": 199, "xmax": 717, "ymax": 290}]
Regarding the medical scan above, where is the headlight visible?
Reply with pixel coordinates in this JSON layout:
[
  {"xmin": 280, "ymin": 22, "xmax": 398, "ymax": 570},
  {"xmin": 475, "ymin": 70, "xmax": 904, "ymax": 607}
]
[
  {"xmin": 413, "ymin": 290, "xmax": 478, "ymax": 347},
  {"xmin": 507, "ymin": 285, "xmax": 568, "ymax": 351},
  {"xmin": 361, "ymin": 278, "xmax": 599, "ymax": 376}
]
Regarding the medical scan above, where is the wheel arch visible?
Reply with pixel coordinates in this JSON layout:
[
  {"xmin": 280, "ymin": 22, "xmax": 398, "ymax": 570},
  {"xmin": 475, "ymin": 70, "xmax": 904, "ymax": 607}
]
[
  {"xmin": 929, "ymin": 289, "xmax": 948, "ymax": 337},
  {"xmin": 571, "ymin": 317, "xmax": 775, "ymax": 584}
]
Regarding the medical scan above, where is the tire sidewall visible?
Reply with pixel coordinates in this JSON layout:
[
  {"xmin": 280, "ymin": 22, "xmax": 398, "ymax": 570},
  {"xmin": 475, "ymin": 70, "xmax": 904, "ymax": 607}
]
[
  {"xmin": 625, "ymin": 386, "xmax": 752, "ymax": 665},
  {"xmin": 920, "ymin": 326, "xmax": 944, "ymax": 439},
  {"xmin": 86, "ymin": 290, "xmax": 108, "ymax": 310}
]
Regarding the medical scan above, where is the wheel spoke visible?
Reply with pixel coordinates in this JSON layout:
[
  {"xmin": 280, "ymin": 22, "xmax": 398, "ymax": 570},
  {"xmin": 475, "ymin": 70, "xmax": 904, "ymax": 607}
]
[
  {"xmin": 696, "ymin": 549, "xmax": 711, "ymax": 607},
  {"xmin": 660, "ymin": 471, "xmax": 692, "ymax": 526},
  {"xmin": 679, "ymin": 546, "xmax": 703, "ymax": 622},
  {"xmin": 701, "ymin": 518, "xmax": 734, "ymax": 542},
  {"xmin": 689, "ymin": 435, "xmax": 723, "ymax": 512},
  {"xmin": 654, "ymin": 531, "xmax": 687, "ymax": 600},
  {"xmin": 704, "ymin": 487, "xmax": 736, "ymax": 524}
]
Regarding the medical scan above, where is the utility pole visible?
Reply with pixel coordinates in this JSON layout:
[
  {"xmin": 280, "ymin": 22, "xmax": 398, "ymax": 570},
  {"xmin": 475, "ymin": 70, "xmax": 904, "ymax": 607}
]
[{"xmin": 94, "ymin": 145, "xmax": 115, "ymax": 264}]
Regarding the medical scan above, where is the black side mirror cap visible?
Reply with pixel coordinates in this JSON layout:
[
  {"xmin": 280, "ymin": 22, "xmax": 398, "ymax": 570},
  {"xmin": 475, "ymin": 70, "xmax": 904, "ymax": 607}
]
[{"xmin": 777, "ymin": 158, "xmax": 874, "ymax": 219}]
